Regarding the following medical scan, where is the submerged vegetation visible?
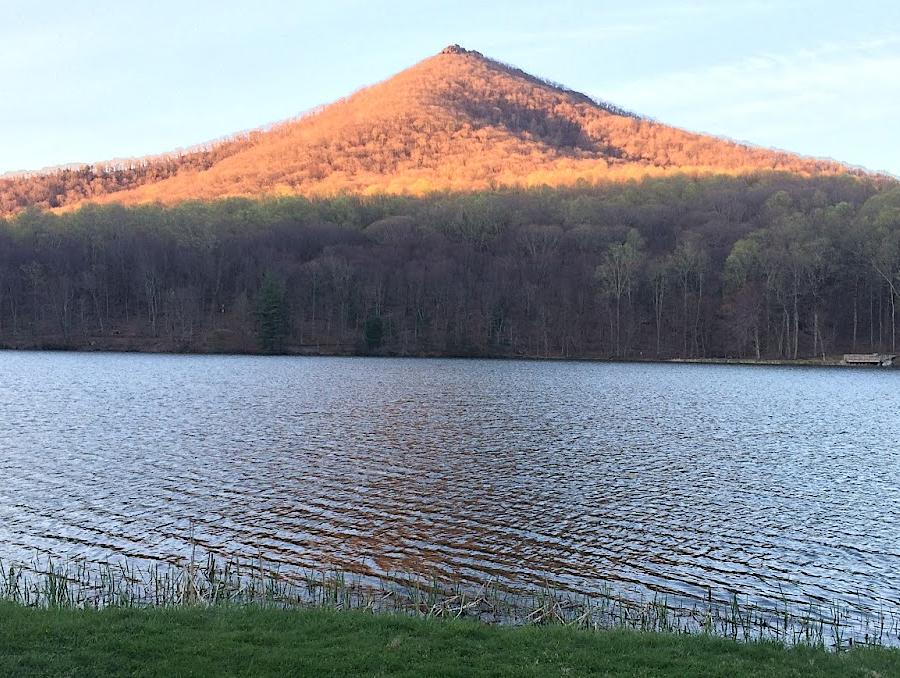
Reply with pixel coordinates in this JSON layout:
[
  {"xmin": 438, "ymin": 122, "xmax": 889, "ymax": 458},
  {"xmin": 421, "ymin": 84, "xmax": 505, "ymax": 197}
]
[{"xmin": 1, "ymin": 173, "xmax": 899, "ymax": 359}]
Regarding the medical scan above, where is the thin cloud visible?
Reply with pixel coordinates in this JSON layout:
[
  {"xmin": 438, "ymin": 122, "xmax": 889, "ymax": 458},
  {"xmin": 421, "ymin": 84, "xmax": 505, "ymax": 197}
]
[
  {"xmin": 630, "ymin": 0, "xmax": 791, "ymax": 19},
  {"xmin": 604, "ymin": 36, "xmax": 900, "ymax": 126},
  {"xmin": 475, "ymin": 1, "xmax": 791, "ymax": 48},
  {"xmin": 599, "ymin": 35, "xmax": 900, "ymax": 172}
]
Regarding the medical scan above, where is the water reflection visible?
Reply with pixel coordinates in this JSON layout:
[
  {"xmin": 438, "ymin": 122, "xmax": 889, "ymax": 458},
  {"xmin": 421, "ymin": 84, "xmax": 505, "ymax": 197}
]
[{"xmin": 1, "ymin": 352, "xmax": 899, "ymax": 624}]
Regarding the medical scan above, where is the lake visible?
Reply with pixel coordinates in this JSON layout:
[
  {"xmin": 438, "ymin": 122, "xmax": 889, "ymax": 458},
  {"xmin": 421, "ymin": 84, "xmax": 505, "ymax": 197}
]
[{"xmin": 1, "ymin": 352, "xmax": 898, "ymax": 635}]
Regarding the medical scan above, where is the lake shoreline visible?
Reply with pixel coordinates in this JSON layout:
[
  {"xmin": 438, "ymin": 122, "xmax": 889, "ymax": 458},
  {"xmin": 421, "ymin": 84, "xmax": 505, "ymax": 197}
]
[
  {"xmin": 7, "ymin": 554, "xmax": 895, "ymax": 648},
  {"xmin": 0, "ymin": 339, "xmax": 886, "ymax": 368}
]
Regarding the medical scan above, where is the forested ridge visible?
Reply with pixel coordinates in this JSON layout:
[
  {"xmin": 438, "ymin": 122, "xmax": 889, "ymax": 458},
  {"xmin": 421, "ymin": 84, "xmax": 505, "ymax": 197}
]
[
  {"xmin": 1, "ymin": 172, "xmax": 899, "ymax": 360},
  {"xmin": 0, "ymin": 47, "xmax": 856, "ymax": 216},
  {"xmin": 0, "ymin": 135, "xmax": 261, "ymax": 216}
]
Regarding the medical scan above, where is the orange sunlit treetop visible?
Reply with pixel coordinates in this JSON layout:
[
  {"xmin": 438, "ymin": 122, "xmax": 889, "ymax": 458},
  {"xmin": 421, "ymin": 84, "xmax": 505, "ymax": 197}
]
[{"xmin": 0, "ymin": 46, "xmax": 857, "ymax": 216}]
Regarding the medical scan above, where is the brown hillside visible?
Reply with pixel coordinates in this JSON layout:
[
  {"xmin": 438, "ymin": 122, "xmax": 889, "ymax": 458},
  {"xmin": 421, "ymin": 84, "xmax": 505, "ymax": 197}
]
[{"xmin": 1, "ymin": 46, "xmax": 853, "ymax": 214}]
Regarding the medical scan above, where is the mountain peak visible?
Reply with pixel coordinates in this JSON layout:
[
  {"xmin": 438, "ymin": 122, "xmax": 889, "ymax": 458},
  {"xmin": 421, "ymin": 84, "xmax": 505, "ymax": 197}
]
[
  {"xmin": 439, "ymin": 44, "xmax": 483, "ymax": 58},
  {"xmin": 0, "ymin": 47, "xmax": 857, "ymax": 214}
]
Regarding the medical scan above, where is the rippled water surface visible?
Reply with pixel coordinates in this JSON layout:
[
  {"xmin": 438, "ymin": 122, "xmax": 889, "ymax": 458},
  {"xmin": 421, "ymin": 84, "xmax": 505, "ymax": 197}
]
[{"xmin": 2, "ymin": 352, "xmax": 899, "ymax": 620}]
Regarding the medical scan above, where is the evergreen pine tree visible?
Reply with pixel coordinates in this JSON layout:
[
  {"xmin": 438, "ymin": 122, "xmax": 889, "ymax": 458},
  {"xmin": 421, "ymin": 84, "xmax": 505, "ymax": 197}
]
[{"xmin": 255, "ymin": 272, "xmax": 288, "ymax": 353}]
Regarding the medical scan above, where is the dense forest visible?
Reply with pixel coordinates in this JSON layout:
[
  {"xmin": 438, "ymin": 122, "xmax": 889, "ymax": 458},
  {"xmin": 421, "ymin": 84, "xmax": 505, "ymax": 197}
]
[{"xmin": 1, "ymin": 172, "xmax": 898, "ymax": 360}]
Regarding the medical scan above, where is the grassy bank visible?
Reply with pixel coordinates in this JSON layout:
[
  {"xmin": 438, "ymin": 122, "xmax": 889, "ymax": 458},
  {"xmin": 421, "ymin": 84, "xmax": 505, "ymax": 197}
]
[
  {"xmin": 1, "ymin": 603, "xmax": 897, "ymax": 678},
  {"xmin": 5, "ymin": 556, "xmax": 898, "ymax": 649}
]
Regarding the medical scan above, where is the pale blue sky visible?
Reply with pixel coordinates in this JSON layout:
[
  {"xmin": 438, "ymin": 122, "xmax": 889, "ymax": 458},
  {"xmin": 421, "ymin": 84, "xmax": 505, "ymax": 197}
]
[{"xmin": 1, "ymin": 1, "xmax": 898, "ymax": 176}]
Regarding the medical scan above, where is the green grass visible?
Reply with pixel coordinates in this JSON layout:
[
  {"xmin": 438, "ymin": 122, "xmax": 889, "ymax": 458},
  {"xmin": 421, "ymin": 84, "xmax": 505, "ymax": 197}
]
[{"xmin": 0, "ymin": 603, "xmax": 897, "ymax": 678}]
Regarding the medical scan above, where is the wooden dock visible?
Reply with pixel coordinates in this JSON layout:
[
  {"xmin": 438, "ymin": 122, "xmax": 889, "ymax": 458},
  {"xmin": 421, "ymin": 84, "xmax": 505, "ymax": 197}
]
[{"xmin": 840, "ymin": 353, "xmax": 896, "ymax": 366}]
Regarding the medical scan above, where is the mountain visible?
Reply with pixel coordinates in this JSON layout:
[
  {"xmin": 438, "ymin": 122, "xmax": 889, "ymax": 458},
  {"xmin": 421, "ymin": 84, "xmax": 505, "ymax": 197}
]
[{"xmin": 0, "ymin": 45, "xmax": 856, "ymax": 216}]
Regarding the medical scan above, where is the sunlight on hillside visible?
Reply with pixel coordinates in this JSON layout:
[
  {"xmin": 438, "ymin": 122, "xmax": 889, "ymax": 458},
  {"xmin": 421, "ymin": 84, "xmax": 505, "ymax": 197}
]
[{"xmin": 0, "ymin": 47, "xmax": 853, "ymax": 216}]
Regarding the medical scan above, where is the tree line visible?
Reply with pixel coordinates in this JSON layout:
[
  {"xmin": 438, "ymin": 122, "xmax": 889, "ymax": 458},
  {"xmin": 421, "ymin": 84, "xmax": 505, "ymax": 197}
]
[{"xmin": 0, "ymin": 172, "xmax": 898, "ymax": 360}]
